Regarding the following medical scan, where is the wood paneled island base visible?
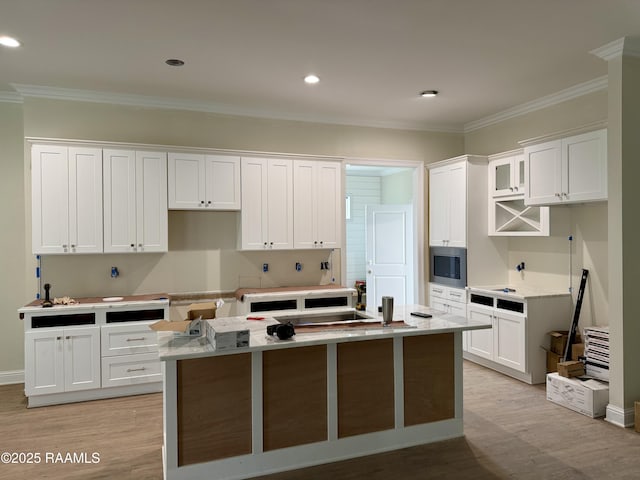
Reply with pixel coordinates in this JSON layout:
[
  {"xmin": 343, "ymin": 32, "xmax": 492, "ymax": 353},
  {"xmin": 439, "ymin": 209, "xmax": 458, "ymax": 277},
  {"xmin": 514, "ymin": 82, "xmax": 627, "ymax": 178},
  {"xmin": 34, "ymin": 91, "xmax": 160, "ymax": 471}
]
[{"xmin": 160, "ymin": 306, "xmax": 489, "ymax": 479}]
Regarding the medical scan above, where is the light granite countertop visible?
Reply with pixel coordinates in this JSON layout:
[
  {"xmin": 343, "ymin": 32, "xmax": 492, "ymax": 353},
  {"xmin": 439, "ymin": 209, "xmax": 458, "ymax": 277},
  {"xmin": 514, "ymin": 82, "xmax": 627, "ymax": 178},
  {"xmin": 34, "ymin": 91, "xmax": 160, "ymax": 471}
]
[
  {"xmin": 467, "ymin": 285, "xmax": 571, "ymax": 300},
  {"xmin": 157, "ymin": 304, "xmax": 492, "ymax": 361}
]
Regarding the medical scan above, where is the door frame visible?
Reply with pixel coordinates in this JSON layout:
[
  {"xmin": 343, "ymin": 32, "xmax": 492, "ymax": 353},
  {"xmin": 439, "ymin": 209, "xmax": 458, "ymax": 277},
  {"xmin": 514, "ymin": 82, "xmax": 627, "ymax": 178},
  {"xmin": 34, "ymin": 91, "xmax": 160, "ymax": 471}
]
[{"xmin": 341, "ymin": 157, "xmax": 425, "ymax": 305}]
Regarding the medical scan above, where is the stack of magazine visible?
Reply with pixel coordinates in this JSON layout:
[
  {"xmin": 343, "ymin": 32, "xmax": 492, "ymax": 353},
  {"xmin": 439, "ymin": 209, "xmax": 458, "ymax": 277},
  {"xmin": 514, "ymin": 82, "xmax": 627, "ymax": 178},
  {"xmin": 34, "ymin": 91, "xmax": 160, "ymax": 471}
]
[{"xmin": 584, "ymin": 326, "xmax": 609, "ymax": 381}]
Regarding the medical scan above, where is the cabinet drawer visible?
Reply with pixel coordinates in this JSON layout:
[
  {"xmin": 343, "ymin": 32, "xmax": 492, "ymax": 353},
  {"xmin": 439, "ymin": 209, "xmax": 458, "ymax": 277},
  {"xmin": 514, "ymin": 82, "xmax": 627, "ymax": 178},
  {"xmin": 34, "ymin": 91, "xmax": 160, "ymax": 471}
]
[
  {"xmin": 101, "ymin": 353, "xmax": 161, "ymax": 388},
  {"xmin": 429, "ymin": 284, "xmax": 447, "ymax": 299},
  {"xmin": 446, "ymin": 287, "xmax": 466, "ymax": 304},
  {"xmin": 101, "ymin": 322, "xmax": 158, "ymax": 357}
]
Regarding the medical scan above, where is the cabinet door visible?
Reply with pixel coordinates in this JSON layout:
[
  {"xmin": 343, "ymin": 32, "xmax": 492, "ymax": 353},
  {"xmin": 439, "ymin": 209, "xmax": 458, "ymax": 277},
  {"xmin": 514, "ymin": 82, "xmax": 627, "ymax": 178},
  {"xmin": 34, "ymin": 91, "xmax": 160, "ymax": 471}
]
[
  {"xmin": 563, "ymin": 129, "xmax": 607, "ymax": 203},
  {"xmin": 466, "ymin": 306, "xmax": 493, "ymax": 360},
  {"xmin": 103, "ymin": 149, "xmax": 137, "ymax": 253},
  {"xmin": 168, "ymin": 152, "xmax": 205, "ymax": 209},
  {"xmin": 68, "ymin": 147, "xmax": 103, "ymax": 253},
  {"xmin": 525, "ymin": 140, "xmax": 562, "ymax": 205},
  {"xmin": 240, "ymin": 158, "xmax": 268, "ymax": 249},
  {"xmin": 429, "ymin": 166, "xmax": 450, "ymax": 246},
  {"xmin": 25, "ymin": 330, "xmax": 64, "ymax": 396},
  {"xmin": 205, "ymin": 155, "xmax": 241, "ymax": 210},
  {"xmin": 430, "ymin": 297, "xmax": 448, "ymax": 313},
  {"xmin": 490, "ymin": 156, "xmax": 516, "ymax": 197},
  {"xmin": 32, "ymin": 145, "xmax": 70, "ymax": 254},
  {"xmin": 448, "ymin": 301, "xmax": 466, "ymax": 317},
  {"xmin": 514, "ymin": 154, "xmax": 525, "ymax": 193},
  {"xmin": 266, "ymin": 158, "xmax": 294, "ymax": 249},
  {"xmin": 315, "ymin": 162, "xmax": 342, "ymax": 248},
  {"xmin": 447, "ymin": 162, "xmax": 467, "ymax": 247},
  {"xmin": 135, "ymin": 151, "xmax": 168, "ymax": 252},
  {"xmin": 293, "ymin": 160, "xmax": 316, "ymax": 249},
  {"xmin": 64, "ymin": 327, "xmax": 101, "ymax": 392},
  {"xmin": 493, "ymin": 311, "xmax": 526, "ymax": 372}
]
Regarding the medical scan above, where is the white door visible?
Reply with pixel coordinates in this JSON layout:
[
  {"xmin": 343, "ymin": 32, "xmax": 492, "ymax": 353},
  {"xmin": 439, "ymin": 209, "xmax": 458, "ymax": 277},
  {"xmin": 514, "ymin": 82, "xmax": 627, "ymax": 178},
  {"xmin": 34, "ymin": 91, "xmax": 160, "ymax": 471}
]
[
  {"xmin": 428, "ymin": 166, "xmax": 449, "ymax": 246},
  {"xmin": 205, "ymin": 155, "xmax": 241, "ymax": 210},
  {"xmin": 293, "ymin": 160, "xmax": 316, "ymax": 249},
  {"xmin": 564, "ymin": 129, "xmax": 607, "ymax": 202},
  {"xmin": 32, "ymin": 145, "xmax": 70, "ymax": 254},
  {"xmin": 447, "ymin": 162, "xmax": 467, "ymax": 248},
  {"xmin": 25, "ymin": 330, "xmax": 64, "ymax": 396},
  {"xmin": 168, "ymin": 152, "xmax": 205, "ymax": 209},
  {"xmin": 69, "ymin": 147, "xmax": 103, "ymax": 253},
  {"xmin": 240, "ymin": 158, "xmax": 267, "ymax": 249},
  {"xmin": 365, "ymin": 204, "xmax": 413, "ymax": 312},
  {"xmin": 135, "ymin": 151, "xmax": 168, "ymax": 252},
  {"xmin": 493, "ymin": 311, "xmax": 526, "ymax": 372},
  {"xmin": 64, "ymin": 327, "xmax": 101, "ymax": 392},
  {"xmin": 266, "ymin": 158, "xmax": 293, "ymax": 249},
  {"xmin": 525, "ymin": 140, "xmax": 562, "ymax": 205},
  {"xmin": 466, "ymin": 305, "xmax": 494, "ymax": 360},
  {"xmin": 103, "ymin": 149, "xmax": 137, "ymax": 253},
  {"xmin": 315, "ymin": 162, "xmax": 341, "ymax": 248}
]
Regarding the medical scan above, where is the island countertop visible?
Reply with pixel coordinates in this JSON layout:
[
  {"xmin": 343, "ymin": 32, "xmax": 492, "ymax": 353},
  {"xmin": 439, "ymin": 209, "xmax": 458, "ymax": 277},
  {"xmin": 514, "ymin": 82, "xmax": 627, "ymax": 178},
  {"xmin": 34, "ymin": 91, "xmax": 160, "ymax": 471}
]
[{"xmin": 157, "ymin": 304, "xmax": 491, "ymax": 361}]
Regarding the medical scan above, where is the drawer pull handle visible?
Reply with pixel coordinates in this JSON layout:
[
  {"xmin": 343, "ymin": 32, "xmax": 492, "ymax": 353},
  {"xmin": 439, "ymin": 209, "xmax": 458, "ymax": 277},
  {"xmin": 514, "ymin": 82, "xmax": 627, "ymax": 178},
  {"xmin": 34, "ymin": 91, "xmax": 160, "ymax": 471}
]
[
  {"xmin": 126, "ymin": 337, "xmax": 146, "ymax": 342},
  {"xmin": 126, "ymin": 367, "xmax": 146, "ymax": 373}
]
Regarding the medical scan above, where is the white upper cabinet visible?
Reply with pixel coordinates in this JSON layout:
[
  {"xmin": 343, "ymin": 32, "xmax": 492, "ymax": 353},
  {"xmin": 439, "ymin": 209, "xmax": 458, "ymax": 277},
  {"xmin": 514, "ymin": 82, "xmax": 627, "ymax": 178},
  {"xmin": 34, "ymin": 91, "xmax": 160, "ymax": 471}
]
[
  {"xmin": 32, "ymin": 144, "xmax": 103, "ymax": 254},
  {"xmin": 429, "ymin": 160, "xmax": 467, "ymax": 247},
  {"xmin": 525, "ymin": 129, "xmax": 607, "ymax": 206},
  {"xmin": 103, "ymin": 149, "xmax": 168, "ymax": 253},
  {"xmin": 293, "ymin": 160, "xmax": 342, "ymax": 249},
  {"xmin": 240, "ymin": 157, "xmax": 293, "ymax": 250},
  {"xmin": 488, "ymin": 150, "xmax": 549, "ymax": 237},
  {"xmin": 168, "ymin": 153, "xmax": 241, "ymax": 210},
  {"xmin": 490, "ymin": 153, "xmax": 525, "ymax": 197}
]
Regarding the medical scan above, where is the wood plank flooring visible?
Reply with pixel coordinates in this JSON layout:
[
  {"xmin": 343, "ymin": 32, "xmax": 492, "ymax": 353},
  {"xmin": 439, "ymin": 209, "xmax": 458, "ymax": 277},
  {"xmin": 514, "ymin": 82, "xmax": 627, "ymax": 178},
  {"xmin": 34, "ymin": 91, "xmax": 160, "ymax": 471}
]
[{"xmin": 2, "ymin": 361, "xmax": 639, "ymax": 479}]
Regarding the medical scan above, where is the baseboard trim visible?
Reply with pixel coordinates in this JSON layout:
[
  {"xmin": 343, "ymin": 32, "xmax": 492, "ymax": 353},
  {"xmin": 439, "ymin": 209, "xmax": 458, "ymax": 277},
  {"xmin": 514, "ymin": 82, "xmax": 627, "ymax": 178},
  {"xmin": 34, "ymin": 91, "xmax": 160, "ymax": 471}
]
[
  {"xmin": 605, "ymin": 403, "xmax": 635, "ymax": 428},
  {"xmin": 0, "ymin": 370, "xmax": 25, "ymax": 385}
]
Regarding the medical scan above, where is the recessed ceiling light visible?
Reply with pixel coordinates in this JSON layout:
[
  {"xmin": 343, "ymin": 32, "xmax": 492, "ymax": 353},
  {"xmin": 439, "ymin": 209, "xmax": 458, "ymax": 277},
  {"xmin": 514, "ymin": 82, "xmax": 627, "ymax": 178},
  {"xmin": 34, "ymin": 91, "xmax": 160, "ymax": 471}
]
[
  {"xmin": 0, "ymin": 36, "xmax": 21, "ymax": 48},
  {"xmin": 165, "ymin": 58, "xmax": 185, "ymax": 67},
  {"xmin": 304, "ymin": 74, "xmax": 320, "ymax": 84},
  {"xmin": 420, "ymin": 90, "xmax": 438, "ymax": 98}
]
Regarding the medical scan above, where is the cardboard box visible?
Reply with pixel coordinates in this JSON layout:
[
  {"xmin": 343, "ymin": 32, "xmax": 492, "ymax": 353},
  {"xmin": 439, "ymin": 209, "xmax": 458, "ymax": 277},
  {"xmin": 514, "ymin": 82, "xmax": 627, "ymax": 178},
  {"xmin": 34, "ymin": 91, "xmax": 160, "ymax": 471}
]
[
  {"xmin": 557, "ymin": 360, "xmax": 585, "ymax": 378},
  {"xmin": 572, "ymin": 343, "xmax": 585, "ymax": 360},
  {"xmin": 205, "ymin": 321, "xmax": 249, "ymax": 351},
  {"xmin": 187, "ymin": 302, "xmax": 217, "ymax": 320},
  {"xmin": 546, "ymin": 372, "xmax": 609, "ymax": 418},
  {"xmin": 149, "ymin": 318, "xmax": 203, "ymax": 336},
  {"xmin": 635, "ymin": 401, "xmax": 640, "ymax": 433},
  {"xmin": 548, "ymin": 331, "xmax": 582, "ymax": 356},
  {"xmin": 546, "ymin": 351, "xmax": 563, "ymax": 373}
]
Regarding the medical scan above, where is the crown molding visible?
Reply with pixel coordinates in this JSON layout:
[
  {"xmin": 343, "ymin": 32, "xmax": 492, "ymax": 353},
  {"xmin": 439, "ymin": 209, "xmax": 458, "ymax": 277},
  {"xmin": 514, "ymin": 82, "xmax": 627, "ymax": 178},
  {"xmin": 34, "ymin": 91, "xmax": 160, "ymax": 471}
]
[
  {"xmin": 0, "ymin": 91, "xmax": 23, "ymax": 104},
  {"xmin": 463, "ymin": 76, "xmax": 608, "ymax": 133},
  {"xmin": 10, "ymin": 83, "xmax": 462, "ymax": 134},
  {"xmin": 591, "ymin": 36, "xmax": 640, "ymax": 61}
]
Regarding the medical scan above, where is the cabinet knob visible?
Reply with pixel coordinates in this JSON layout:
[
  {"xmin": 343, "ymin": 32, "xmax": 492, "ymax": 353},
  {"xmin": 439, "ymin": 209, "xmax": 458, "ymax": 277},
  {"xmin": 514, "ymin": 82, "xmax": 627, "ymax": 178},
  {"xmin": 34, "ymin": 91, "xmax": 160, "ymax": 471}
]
[
  {"xmin": 207, "ymin": 200, "xmax": 212, "ymax": 205},
  {"xmin": 320, "ymin": 241, "xmax": 324, "ymax": 246},
  {"xmin": 514, "ymin": 186, "xmax": 519, "ymax": 191},
  {"xmin": 263, "ymin": 242, "xmax": 268, "ymax": 247},
  {"xmin": 130, "ymin": 243, "xmax": 135, "ymax": 248},
  {"xmin": 138, "ymin": 243, "xmax": 143, "ymax": 247},
  {"xmin": 62, "ymin": 244, "xmax": 68, "ymax": 248},
  {"xmin": 71, "ymin": 244, "xmax": 76, "ymax": 248},
  {"xmin": 509, "ymin": 187, "xmax": 514, "ymax": 192},
  {"xmin": 270, "ymin": 242, "xmax": 274, "ymax": 246},
  {"xmin": 200, "ymin": 200, "xmax": 205, "ymax": 205},
  {"xmin": 555, "ymin": 193, "xmax": 561, "ymax": 198},
  {"xmin": 65, "ymin": 336, "xmax": 70, "ymax": 340},
  {"xmin": 56, "ymin": 336, "xmax": 62, "ymax": 340},
  {"xmin": 314, "ymin": 241, "xmax": 318, "ymax": 245}
]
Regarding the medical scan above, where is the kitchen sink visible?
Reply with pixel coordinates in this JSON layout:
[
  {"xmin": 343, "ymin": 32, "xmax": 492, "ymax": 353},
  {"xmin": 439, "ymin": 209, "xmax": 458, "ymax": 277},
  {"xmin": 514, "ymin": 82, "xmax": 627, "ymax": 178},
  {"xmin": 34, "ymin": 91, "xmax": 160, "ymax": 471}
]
[
  {"xmin": 273, "ymin": 310, "xmax": 374, "ymax": 325},
  {"xmin": 492, "ymin": 288, "xmax": 516, "ymax": 292}
]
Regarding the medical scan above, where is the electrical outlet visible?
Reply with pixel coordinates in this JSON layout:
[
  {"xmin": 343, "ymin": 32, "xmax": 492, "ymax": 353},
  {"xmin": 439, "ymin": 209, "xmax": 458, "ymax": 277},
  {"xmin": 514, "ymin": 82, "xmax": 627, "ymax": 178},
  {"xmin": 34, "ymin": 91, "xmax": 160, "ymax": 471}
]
[
  {"xmin": 295, "ymin": 262, "xmax": 302, "ymax": 272},
  {"xmin": 262, "ymin": 263, "xmax": 269, "ymax": 273}
]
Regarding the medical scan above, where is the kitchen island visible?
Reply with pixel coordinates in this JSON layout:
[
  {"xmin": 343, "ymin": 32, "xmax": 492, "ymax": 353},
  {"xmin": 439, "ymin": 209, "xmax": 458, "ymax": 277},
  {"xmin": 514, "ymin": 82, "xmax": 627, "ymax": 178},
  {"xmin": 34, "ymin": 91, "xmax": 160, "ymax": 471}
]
[{"xmin": 158, "ymin": 305, "xmax": 491, "ymax": 480}]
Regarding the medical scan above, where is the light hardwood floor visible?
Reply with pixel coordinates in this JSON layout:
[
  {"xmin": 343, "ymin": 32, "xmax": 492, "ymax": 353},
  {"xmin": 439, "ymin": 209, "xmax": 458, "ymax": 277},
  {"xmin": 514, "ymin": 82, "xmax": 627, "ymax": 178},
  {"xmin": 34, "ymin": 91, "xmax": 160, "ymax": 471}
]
[{"xmin": 2, "ymin": 361, "xmax": 639, "ymax": 479}]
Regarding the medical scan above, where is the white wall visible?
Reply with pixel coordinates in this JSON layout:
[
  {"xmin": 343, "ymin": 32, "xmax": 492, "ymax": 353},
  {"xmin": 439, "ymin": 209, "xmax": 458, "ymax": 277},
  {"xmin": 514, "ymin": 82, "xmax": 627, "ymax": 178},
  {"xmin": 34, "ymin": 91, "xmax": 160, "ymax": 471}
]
[
  {"xmin": 0, "ymin": 102, "xmax": 28, "ymax": 375},
  {"xmin": 345, "ymin": 176, "xmax": 381, "ymax": 288}
]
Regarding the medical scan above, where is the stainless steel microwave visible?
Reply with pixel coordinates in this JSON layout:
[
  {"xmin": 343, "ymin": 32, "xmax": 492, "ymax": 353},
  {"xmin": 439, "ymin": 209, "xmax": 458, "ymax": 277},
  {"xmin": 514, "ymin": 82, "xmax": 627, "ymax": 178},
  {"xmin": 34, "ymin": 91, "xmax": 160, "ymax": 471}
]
[{"xmin": 429, "ymin": 246, "xmax": 467, "ymax": 288}]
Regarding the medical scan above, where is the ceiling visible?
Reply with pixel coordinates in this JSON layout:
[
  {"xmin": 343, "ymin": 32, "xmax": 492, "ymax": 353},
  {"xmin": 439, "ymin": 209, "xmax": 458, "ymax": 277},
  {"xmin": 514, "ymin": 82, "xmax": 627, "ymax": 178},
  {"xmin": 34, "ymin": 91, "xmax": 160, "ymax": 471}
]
[{"xmin": 1, "ymin": 0, "xmax": 639, "ymax": 132}]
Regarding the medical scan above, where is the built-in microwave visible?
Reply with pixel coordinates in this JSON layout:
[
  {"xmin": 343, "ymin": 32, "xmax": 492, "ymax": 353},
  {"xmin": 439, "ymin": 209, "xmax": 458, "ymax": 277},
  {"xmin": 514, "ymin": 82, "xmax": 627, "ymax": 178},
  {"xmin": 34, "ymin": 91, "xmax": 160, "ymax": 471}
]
[{"xmin": 429, "ymin": 246, "xmax": 467, "ymax": 288}]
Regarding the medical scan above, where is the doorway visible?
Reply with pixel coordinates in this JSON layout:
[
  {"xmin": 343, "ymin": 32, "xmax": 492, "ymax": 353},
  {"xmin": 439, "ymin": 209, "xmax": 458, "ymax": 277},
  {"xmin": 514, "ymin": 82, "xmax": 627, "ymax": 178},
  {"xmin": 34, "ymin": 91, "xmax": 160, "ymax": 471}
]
[{"xmin": 343, "ymin": 161, "xmax": 425, "ymax": 310}]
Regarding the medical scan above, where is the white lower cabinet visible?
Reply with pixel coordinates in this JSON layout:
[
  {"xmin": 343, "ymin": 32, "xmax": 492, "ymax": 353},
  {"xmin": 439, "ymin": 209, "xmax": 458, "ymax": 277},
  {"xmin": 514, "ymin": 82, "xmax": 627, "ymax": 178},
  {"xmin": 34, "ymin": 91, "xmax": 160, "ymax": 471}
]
[
  {"xmin": 466, "ymin": 304, "xmax": 525, "ymax": 372},
  {"xmin": 21, "ymin": 300, "xmax": 168, "ymax": 407},
  {"xmin": 428, "ymin": 283, "xmax": 467, "ymax": 316},
  {"xmin": 100, "ymin": 321, "xmax": 161, "ymax": 387},
  {"xmin": 25, "ymin": 326, "xmax": 101, "ymax": 396},
  {"xmin": 464, "ymin": 289, "xmax": 571, "ymax": 384}
]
